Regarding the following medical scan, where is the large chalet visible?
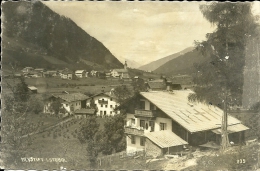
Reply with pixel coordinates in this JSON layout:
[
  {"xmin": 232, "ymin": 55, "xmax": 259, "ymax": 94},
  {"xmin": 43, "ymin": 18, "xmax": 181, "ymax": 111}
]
[{"xmin": 124, "ymin": 90, "xmax": 249, "ymax": 157}]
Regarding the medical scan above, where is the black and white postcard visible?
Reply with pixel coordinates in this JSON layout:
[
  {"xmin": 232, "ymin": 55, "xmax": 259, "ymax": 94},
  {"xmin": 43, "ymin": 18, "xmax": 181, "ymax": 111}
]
[{"xmin": 1, "ymin": 1, "xmax": 260, "ymax": 170}]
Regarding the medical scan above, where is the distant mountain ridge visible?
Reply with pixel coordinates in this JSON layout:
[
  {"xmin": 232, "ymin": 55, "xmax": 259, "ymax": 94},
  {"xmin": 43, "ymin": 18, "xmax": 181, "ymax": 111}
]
[
  {"xmin": 138, "ymin": 47, "xmax": 194, "ymax": 71},
  {"xmin": 2, "ymin": 1, "xmax": 123, "ymax": 71},
  {"xmin": 154, "ymin": 49, "xmax": 209, "ymax": 76}
]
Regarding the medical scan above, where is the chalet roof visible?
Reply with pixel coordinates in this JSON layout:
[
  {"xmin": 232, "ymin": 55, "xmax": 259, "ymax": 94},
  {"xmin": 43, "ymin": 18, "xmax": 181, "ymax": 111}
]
[
  {"xmin": 113, "ymin": 69, "xmax": 128, "ymax": 73},
  {"xmin": 74, "ymin": 109, "xmax": 95, "ymax": 115},
  {"xmin": 211, "ymin": 123, "xmax": 249, "ymax": 134},
  {"xmin": 75, "ymin": 70, "xmax": 85, "ymax": 74},
  {"xmin": 57, "ymin": 93, "xmax": 89, "ymax": 102},
  {"xmin": 140, "ymin": 90, "xmax": 245, "ymax": 133},
  {"xmin": 145, "ymin": 130, "xmax": 188, "ymax": 148}
]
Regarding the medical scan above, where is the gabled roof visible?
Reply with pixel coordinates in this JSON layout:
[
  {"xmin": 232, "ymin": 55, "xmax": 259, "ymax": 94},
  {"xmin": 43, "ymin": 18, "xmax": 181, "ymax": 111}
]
[
  {"xmin": 140, "ymin": 90, "xmax": 244, "ymax": 133},
  {"xmin": 145, "ymin": 130, "xmax": 188, "ymax": 148},
  {"xmin": 57, "ymin": 93, "xmax": 89, "ymax": 102},
  {"xmin": 89, "ymin": 92, "xmax": 117, "ymax": 99}
]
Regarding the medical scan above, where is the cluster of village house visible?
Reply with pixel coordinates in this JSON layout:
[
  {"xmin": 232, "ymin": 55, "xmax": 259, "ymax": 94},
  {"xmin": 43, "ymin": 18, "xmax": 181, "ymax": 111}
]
[
  {"xmin": 42, "ymin": 70, "xmax": 250, "ymax": 157},
  {"xmin": 44, "ymin": 90, "xmax": 120, "ymax": 119},
  {"xmin": 19, "ymin": 61, "xmax": 130, "ymax": 80}
]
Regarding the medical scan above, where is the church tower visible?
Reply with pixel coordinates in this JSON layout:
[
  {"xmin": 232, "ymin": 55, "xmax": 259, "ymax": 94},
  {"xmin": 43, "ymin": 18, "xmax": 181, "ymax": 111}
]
[{"xmin": 124, "ymin": 61, "xmax": 127, "ymax": 70}]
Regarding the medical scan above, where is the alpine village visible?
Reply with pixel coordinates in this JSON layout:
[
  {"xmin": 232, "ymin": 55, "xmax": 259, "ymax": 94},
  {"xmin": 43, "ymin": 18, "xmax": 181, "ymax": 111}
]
[{"xmin": 1, "ymin": 1, "xmax": 260, "ymax": 170}]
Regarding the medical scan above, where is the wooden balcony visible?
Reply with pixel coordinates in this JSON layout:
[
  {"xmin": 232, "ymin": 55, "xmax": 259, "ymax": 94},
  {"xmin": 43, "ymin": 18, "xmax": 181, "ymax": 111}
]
[
  {"xmin": 98, "ymin": 100, "xmax": 108, "ymax": 104},
  {"xmin": 124, "ymin": 126, "xmax": 144, "ymax": 136},
  {"xmin": 134, "ymin": 109, "xmax": 156, "ymax": 118}
]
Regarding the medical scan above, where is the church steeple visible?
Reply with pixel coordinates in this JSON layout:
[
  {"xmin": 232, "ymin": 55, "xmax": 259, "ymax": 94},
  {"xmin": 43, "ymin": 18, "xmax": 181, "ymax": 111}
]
[{"xmin": 124, "ymin": 60, "xmax": 127, "ymax": 69}]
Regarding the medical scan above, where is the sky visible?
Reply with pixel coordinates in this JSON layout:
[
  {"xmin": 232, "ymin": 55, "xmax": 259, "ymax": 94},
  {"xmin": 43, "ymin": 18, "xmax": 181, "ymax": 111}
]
[{"xmin": 44, "ymin": 1, "xmax": 260, "ymax": 65}]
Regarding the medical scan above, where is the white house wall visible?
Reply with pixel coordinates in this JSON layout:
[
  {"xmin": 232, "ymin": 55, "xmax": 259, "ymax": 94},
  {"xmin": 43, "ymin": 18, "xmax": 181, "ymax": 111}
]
[
  {"xmin": 86, "ymin": 95, "xmax": 120, "ymax": 116},
  {"xmin": 62, "ymin": 100, "xmax": 82, "ymax": 113},
  {"xmin": 126, "ymin": 136, "xmax": 145, "ymax": 154}
]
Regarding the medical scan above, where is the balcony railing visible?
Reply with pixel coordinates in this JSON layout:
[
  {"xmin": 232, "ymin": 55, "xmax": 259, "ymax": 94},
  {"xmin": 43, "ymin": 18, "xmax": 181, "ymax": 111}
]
[
  {"xmin": 98, "ymin": 100, "xmax": 108, "ymax": 104},
  {"xmin": 134, "ymin": 109, "xmax": 156, "ymax": 118},
  {"xmin": 124, "ymin": 126, "xmax": 144, "ymax": 136}
]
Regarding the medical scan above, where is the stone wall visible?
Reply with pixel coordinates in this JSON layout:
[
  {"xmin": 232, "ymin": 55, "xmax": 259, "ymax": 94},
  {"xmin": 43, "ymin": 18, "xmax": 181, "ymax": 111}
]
[{"xmin": 145, "ymin": 138, "xmax": 162, "ymax": 157}]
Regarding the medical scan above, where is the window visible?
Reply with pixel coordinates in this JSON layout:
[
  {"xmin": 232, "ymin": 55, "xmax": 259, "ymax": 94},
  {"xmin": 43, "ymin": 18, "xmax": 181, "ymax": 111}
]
[
  {"xmin": 140, "ymin": 137, "xmax": 145, "ymax": 146},
  {"xmin": 131, "ymin": 135, "xmax": 135, "ymax": 144},
  {"xmin": 140, "ymin": 101, "xmax": 145, "ymax": 109},
  {"xmin": 160, "ymin": 123, "xmax": 167, "ymax": 131},
  {"xmin": 101, "ymin": 104, "xmax": 103, "ymax": 107},
  {"xmin": 110, "ymin": 105, "xmax": 113, "ymax": 108},
  {"xmin": 131, "ymin": 118, "xmax": 135, "ymax": 125},
  {"xmin": 100, "ymin": 111, "xmax": 103, "ymax": 115},
  {"xmin": 150, "ymin": 103, "xmax": 154, "ymax": 110},
  {"xmin": 115, "ymin": 105, "xmax": 118, "ymax": 108},
  {"xmin": 110, "ymin": 98, "xmax": 113, "ymax": 101},
  {"xmin": 104, "ymin": 111, "xmax": 107, "ymax": 115},
  {"xmin": 105, "ymin": 105, "xmax": 107, "ymax": 108},
  {"xmin": 110, "ymin": 111, "xmax": 112, "ymax": 114},
  {"xmin": 140, "ymin": 120, "xmax": 145, "ymax": 129},
  {"xmin": 149, "ymin": 121, "xmax": 155, "ymax": 132}
]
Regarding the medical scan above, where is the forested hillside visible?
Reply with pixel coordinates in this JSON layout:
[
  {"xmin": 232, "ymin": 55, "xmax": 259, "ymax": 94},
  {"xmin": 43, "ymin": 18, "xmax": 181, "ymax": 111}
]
[{"xmin": 2, "ymin": 1, "xmax": 123, "ymax": 70}]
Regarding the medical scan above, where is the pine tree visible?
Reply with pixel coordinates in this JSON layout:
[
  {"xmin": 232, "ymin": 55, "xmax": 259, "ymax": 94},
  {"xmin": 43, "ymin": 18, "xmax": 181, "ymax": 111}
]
[{"xmin": 190, "ymin": 2, "xmax": 258, "ymax": 150}]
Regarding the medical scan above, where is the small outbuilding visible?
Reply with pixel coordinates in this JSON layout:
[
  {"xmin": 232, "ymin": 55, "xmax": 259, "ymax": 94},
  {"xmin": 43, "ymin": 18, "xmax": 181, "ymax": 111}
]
[{"xmin": 28, "ymin": 86, "xmax": 38, "ymax": 94}]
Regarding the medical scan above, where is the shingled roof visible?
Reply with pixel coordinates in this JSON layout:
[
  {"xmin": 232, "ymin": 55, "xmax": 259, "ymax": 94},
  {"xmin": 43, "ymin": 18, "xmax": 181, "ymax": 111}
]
[
  {"xmin": 145, "ymin": 130, "xmax": 188, "ymax": 148},
  {"xmin": 140, "ymin": 90, "xmax": 247, "ymax": 133}
]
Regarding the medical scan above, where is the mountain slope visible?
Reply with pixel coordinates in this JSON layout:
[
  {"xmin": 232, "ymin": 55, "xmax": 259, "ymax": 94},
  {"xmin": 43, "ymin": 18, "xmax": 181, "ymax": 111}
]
[
  {"xmin": 2, "ymin": 1, "xmax": 123, "ymax": 70},
  {"xmin": 154, "ymin": 49, "xmax": 209, "ymax": 76},
  {"xmin": 138, "ymin": 47, "xmax": 194, "ymax": 71}
]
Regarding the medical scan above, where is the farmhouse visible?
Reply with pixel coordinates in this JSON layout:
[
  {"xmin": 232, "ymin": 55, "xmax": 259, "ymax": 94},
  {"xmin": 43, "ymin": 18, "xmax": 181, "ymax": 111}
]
[
  {"xmin": 44, "ymin": 70, "xmax": 58, "ymax": 77},
  {"xmin": 111, "ymin": 61, "xmax": 130, "ymax": 80},
  {"xmin": 147, "ymin": 79, "xmax": 182, "ymax": 91},
  {"xmin": 90, "ymin": 70, "xmax": 97, "ymax": 77},
  {"xmin": 86, "ymin": 90, "xmax": 120, "ymax": 117},
  {"xmin": 44, "ymin": 92, "xmax": 89, "ymax": 115},
  {"xmin": 75, "ymin": 70, "xmax": 86, "ymax": 78},
  {"xmin": 124, "ymin": 90, "xmax": 249, "ymax": 157},
  {"xmin": 22, "ymin": 67, "xmax": 34, "ymax": 73},
  {"xmin": 61, "ymin": 70, "xmax": 73, "ymax": 79}
]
